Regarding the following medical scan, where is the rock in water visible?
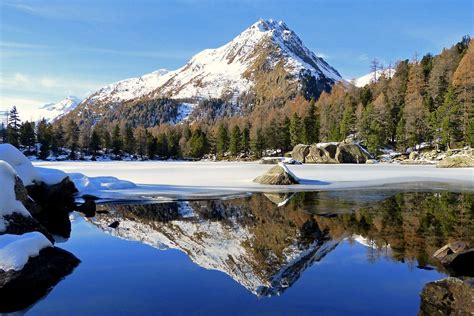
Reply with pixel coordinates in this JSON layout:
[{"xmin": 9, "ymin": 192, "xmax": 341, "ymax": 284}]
[
  {"xmin": 419, "ymin": 277, "xmax": 474, "ymax": 316},
  {"xmin": 0, "ymin": 247, "xmax": 80, "ymax": 313},
  {"xmin": 437, "ymin": 155, "xmax": 474, "ymax": 168},
  {"xmin": 254, "ymin": 163, "xmax": 299, "ymax": 185},
  {"xmin": 433, "ymin": 241, "xmax": 474, "ymax": 277},
  {"xmin": 335, "ymin": 144, "xmax": 370, "ymax": 164},
  {"xmin": 291, "ymin": 144, "xmax": 310, "ymax": 163}
]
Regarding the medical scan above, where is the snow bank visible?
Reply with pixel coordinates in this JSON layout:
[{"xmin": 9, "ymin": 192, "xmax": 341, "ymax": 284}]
[
  {"xmin": 0, "ymin": 161, "xmax": 31, "ymax": 232},
  {"xmin": 0, "ymin": 232, "xmax": 52, "ymax": 271},
  {"xmin": 35, "ymin": 166, "xmax": 68, "ymax": 185},
  {"xmin": 0, "ymin": 144, "xmax": 40, "ymax": 186},
  {"xmin": 68, "ymin": 173, "xmax": 136, "ymax": 195}
]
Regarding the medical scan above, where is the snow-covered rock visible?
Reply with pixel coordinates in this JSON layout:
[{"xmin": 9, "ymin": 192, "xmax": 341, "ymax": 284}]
[
  {"xmin": 68, "ymin": 173, "xmax": 136, "ymax": 195},
  {"xmin": 0, "ymin": 232, "xmax": 52, "ymax": 271},
  {"xmin": 0, "ymin": 144, "xmax": 40, "ymax": 186},
  {"xmin": 0, "ymin": 161, "xmax": 31, "ymax": 232}
]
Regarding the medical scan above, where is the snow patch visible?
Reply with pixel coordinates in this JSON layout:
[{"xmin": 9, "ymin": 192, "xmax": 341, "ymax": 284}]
[
  {"xmin": 0, "ymin": 144, "xmax": 40, "ymax": 186},
  {"xmin": 0, "ymin": 232, "xmax": 52, "ymax": 271}
]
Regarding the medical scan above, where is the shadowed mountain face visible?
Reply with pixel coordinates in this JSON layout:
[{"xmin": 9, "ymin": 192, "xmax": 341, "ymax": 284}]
[{"xmin": 88, "ymin": 191, "xmax": 474, "ymax": 296}]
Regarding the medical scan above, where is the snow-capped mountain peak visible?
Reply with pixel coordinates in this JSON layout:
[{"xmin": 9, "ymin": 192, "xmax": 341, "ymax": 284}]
[{"xmin": 38, "ymin": 96, "xmax": 81, "ymax": 121}]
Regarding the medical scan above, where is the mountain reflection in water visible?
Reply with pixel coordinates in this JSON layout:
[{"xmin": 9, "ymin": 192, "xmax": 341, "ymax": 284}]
[{"xmin": 88, "ymin": 191, "xmax": 474, "ymax": 297}]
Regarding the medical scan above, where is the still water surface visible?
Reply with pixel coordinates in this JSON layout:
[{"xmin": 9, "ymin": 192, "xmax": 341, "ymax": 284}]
[{"xmin": 23, "ymin": 190, "xmax": 474, "ymax": 315}]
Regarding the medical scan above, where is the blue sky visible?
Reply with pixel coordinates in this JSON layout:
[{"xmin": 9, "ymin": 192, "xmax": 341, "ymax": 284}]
[{"xmin": 1, "ymin": 0, "xmax": 472, "ymax": 118}]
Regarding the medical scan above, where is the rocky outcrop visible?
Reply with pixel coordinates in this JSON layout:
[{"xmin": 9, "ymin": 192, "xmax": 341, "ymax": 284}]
[
  {"xmin": 292, "ymin": 142, "xmax": 370, "ymax": 164},
  {"xmin": 437, "ymin": 155, "xmax": 474, "ymax": 168},
  {"xmin": 254, "ymin": 164, "xmax": 299, "ymax": 185},
  {"xmin": 291, "ymin": 144, "xmax": 310, "ymax": 163},
  {"xmin": 0, "ymin": 247, "xmax": 80, "ymax": 313},
  {"xmin": 419, "ymin": 277, "xmax": 474, "ymax": 316}
]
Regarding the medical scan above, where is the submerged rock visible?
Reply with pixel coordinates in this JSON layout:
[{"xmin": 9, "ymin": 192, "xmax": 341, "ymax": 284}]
[
  {"xmin": 419, "ymin": 277, "xmax": 474, "ymax": 316},
  {"xmin": 254, "ymin": 163, "xmax": 299, "ymax": 185},
  {"xmin": 437, "ymin": 155, "xmax": 474, "ymax": 168}
]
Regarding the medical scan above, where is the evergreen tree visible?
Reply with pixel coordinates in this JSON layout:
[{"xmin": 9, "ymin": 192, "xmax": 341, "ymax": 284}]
[
  {"xmin": 281, "ymin": 116, "xmax": 292, "ymax": 151},
  {"xmin": 0, "ymin": 123, "xmax": 7, "ymax": 143},
  {"xmin": 251, "ymin": 127, "xmax": 265, "ymax": 158},
  {"xmin": 146, "ymin": 135, "xmax": 158, "ymax": 159},
  {"xmin": 66, "ymin": 120, "xmax": 79, "ymax": 159},
  {"xmin": 89, "ymin": 129, "xmax": 102, "ymax": 158},
  {"xmin": 123, "ymin": 125, "xmax": 135, "ymax": 154},
  {"xmin": 289, "ymin": 112, "xmax": 303, "ymax": 146},
  {"xmin": 156, "ymin": 133, "xmax": 169, "ymax": 158},
  {"xmin": 241, "ymin": 125, "xmax": 250, "ymax": 153},
  {"xmin": 37, "ymin": 119, "xmax": 52, "ymax": 160},
  {"xmin": 437, "ymin": 87, "xmax": 462, "ymax": 148},
  {"xmin": 396, "ymin": 117, "xmax": 407, "ymax": 152},
  {"xmin": 111, "ymin": 125, "xmax": 122, "ymax": 157},
  {"xmin": 366, "ymin": 120, "xmax": 384, "ymax": 154},
  {"xmin": 302, "ymin": 100, "xmax": 318, "ymax": 144},
  {"xmin": 229, "ymin": 125, "xmax": 241, "ymax": 156},
  {"xmin": 7, "ymin": 106, "xmax": 21, "ymax": 147},
  {"xmin": 167, "ymin": 129, "xmax": 180, "ymax": 158},
  {"xmin": 216, "ymin": 123, "xmax": 228, "ymax": 157},
  {"xmin": 103, "ymin": 130, "xmax": 111, "ymax": 153},
  {"xmin": 19, "ymin": 121, "xmax": 36, "ymax": 151},
  {"xmin": 339, "ymin": 103, "xmax": 355, "ymax": 140},
  {"xmin": 188, "ymin": 128, "xmax": 207, "ymax": 158}
]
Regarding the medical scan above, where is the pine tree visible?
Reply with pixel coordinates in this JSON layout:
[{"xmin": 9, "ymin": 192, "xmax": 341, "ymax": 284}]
[
  {"xmin": 156, "ymin": 133, "xmax": 169, "ymax": 158},
  {"xmin": 66, "ymin": 120, "xmax": 79, "ymax": 159},
  {"xmin": 111, "ymin": 125, "xmax": 122, "ymax": 157},
  {"xmin": 146, "ymin": 135, "xmax": 158, "ymax": 159},
  {"xmin": 241, "ymin": 125, "xmax": 250, "ymax": 153},
  {"xmin": 281, "ymin": 116, "xmax": 292, "ymax": 151},
  {"xmin": 37, "ymin": 119, "xmax": 52, "ymax": 160},
  {"xmin": 437, "ymin": 87, "xmax": 462, "ymax": 148},
  {"xmin": 102, "ymin": 130, "xmax": 111, "ymax": 153},
  {"xmin": 7, "ymin": 106, "xmax": 21, "ymax": 147},
  {"xmin": 123, "ymin": 125, "xmax": 135, "ymax": 154},
  {"xmin": 216, "ymin": 123, "xmax": 228, "ymax": 157},
  {"xmin": 302, "ymin": 100, "xmax": 318, "ymax": 144},
  {"xmin": 229, "ymin": 125, "xmax": 241, "ymax": 156},
  {"xmin": 289, "ymin": 112, "xmax": 303, "ymax": 146},
  {"xmin": 339, "ymin": 104, "xmax": 355, "ymax": 141},
  {"xmin": 188, "ymin": 128, "xmax": 207, "ymax": 158},
  {"xmin": 89, "ymin": 129, "xmax": 102, "ymax": 158},
  {"xmin": 396, "ymin": 117, "xmax": 407, "ymax": 152},
  {"xmin": 167, "ymin": 129, "xmax": 180, "ymax": 158},
  {"xmin": 251, "ymin": 127, "xmax": 265, "ymax": 158},
  {"xmin": 19, "ymin": 121, "xmax": 36, "ymax": 151}
]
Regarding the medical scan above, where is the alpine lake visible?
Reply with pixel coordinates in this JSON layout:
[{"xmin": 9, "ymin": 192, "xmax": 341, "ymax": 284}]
[{"xmin": 10, "ymin": 188, "xmax": 474, "ymax": 315}]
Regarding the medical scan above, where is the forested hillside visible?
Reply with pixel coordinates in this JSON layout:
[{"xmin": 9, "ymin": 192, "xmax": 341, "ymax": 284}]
[{"xmin": 1, "ymin": 37, "xmax": 471, "ymax": 160}]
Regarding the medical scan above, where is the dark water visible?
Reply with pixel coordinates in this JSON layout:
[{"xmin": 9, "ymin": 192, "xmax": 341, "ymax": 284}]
[{"xmin": 17, "ymin": 191, "xmax": 474, "ymax": 315}]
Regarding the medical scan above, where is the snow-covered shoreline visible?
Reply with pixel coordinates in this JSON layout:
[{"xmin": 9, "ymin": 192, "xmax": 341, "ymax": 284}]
[{"xmin": 33, "ymin": 161, "xmax": 474, "ymax": 200}]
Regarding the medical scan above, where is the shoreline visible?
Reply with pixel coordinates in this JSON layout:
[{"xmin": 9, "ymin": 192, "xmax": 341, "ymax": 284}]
[{"xmin": 33, "ymin": 161, "xmax": 474, "ymax": 200}]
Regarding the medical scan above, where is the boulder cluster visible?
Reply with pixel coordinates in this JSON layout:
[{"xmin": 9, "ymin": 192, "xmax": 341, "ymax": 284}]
[
  {"xmin": 292, "ymin": 142, "xmax": 371, "ymax": 164},
  {"xmin": 0, "ymin": 145, "xmax": 80, "ymax": 313}
]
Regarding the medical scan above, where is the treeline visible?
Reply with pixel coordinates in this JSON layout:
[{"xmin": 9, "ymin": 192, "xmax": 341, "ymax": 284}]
[{"xmin": 1, "ymin": 37, "xmax": 472, "ymax": 160}]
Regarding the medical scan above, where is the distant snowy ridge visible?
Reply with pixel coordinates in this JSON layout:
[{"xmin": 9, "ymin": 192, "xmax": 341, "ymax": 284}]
[
  {"xmin": 38, "ymin": 96, "xmax": 82, "ymax": 121},
  {"xmin": 350, "ymin": 68, "xmax": 396, "ymax": 88}
]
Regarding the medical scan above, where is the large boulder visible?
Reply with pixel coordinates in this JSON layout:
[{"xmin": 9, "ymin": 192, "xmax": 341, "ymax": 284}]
[
  {"xmin": 254, "ymin": 163, "xmax": 299, "ymax": 185},
  {"xmin": 437, "ymin": 155, "xmax": 474, "ymax": 168},
  {"xmin": 335, "ymin": 144, "xmax": 370, "ymax": 164},
  {"xmin": 419, "ymin": 277, "xmax": 474, "ymax": 316},
  {"xmin": 291, "ymin": 144, "xmax": 310, "ymax": 163},
  {"xmin": 305, "ymin": 145, "xmax": 337, "ymax": 164},
  {"xmin": 0, "ymin": 246, "xmax": 80, "ymax": 313}
]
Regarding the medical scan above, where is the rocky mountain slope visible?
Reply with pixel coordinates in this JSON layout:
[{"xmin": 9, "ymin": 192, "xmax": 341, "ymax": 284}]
[{"xmin": 61, "ymin": 19, "xmax": 341, "ymax": 128}]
